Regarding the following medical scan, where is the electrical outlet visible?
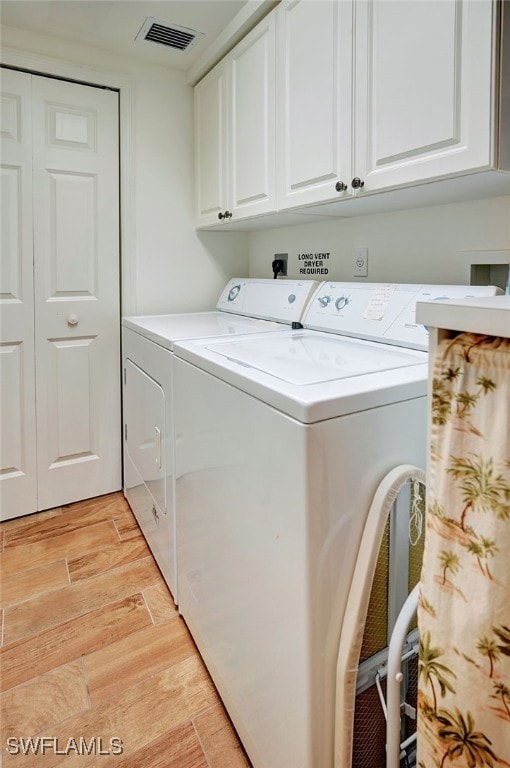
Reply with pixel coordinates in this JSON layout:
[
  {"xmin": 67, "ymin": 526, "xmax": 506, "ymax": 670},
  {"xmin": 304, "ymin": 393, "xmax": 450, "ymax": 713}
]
[
  {"xmin": 272, "ymin": 253, "xmax": 288, "ymax": 278},
  {"xmin": 353, "ymin": 248, "xmax": 368, "ymax": 277}
]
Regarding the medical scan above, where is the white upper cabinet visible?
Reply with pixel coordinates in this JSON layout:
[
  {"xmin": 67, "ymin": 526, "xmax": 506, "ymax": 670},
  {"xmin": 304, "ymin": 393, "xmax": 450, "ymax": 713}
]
[
  {"xmin": 353, "ymin": 0, "xmax": 494, "ymax": 192},
  {"xmin": 195, "ymin": 60, "xmax": 229, "ymax": 226},
  {"xmin": 194, "ymin": 0, "xmax": 505, "ymax": 227},
  {"xmin": 230, "ymin": 13, "xmax": 276, "ymax": 218},
  {"xmin": 194, "ymin": 12, "xmax": 276, "ymax": 226},
  {"xmin": 277, "ymin": 0, "xmax": 353, "ymax": 209}
]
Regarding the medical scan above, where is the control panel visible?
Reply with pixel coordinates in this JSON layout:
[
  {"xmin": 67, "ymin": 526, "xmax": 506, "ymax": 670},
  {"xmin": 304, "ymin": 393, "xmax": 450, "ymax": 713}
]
[
  {"xmin": 303, "ymin": 283, "xmax": 500, "ymax": 350},
  {"xmin": 216, "ymin": 278, "xmax": 319, "ymax": 324}
]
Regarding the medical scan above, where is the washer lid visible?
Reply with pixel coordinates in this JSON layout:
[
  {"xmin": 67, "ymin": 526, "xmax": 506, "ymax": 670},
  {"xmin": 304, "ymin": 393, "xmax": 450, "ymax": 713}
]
[
  {"xmin": 122, "ymin": 312, "xmax": 283, "ymax": 351},
  {"xmin": 175, "ymin": 330, "xmax": 428, "ymax": 423},
  {"xmin": 205, "ymin": 333, "xmax": 425, "ymax": 385}
]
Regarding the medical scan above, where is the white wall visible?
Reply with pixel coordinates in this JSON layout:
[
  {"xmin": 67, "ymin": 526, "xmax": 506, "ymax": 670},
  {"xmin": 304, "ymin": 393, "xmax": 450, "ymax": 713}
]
[
  {"xmin": 1, "ymin": 25, "xmax": 249, "ymax": 314},
  {"xmin": 248, "ymin": 195, "xmax": 510, "ymax": 285}
]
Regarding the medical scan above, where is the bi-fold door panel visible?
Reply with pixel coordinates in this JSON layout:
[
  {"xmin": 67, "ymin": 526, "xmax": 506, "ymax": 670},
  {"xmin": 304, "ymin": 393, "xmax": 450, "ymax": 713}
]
[
  {"xmin": 32, "ymin": 75, "xmax": 121, "ymax": 511},
  {"xmin": 0, "ymin": 69, "xmax": 37, "ymax": 516}
]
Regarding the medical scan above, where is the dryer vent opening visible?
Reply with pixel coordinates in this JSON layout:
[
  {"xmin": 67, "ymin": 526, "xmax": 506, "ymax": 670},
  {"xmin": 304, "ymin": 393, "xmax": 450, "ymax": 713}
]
[{"xmin": 135, "ymin": 18, "xmax": 204, "ymax": 53}]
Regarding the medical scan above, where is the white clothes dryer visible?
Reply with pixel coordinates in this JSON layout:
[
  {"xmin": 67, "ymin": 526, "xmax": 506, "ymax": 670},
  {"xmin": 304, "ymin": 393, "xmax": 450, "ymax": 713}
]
[
  {"xmin": 121, "ymin": 278, "xmax": 319, "ymax": 602},
  {"xmin": 172, "ymin": 282, "xmax": 499, "ymax": 768}
]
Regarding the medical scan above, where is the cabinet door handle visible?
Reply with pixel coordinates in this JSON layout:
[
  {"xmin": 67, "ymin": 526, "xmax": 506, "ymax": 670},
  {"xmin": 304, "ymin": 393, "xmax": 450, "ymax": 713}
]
[
  {"xmin": 218, "ymin": 212, "xmax": 225, "ymax": 220},
  {"xmin": 351, "ymin": 177, "xmax": 365, "ymax": 189},
  {"xmin": 224, "ymin": 210, "xmax": 232, "ymax": 219},
  {"xmin": 335, "ymin": 181, "xmax": 348, "ymax": 192}
]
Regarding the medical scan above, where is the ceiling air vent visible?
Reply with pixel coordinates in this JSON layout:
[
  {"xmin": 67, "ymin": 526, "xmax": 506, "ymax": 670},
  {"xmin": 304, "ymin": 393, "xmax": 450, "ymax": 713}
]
[{"xmin": 135, "ymin": 17, "xmax": 204, "ymax": 53}]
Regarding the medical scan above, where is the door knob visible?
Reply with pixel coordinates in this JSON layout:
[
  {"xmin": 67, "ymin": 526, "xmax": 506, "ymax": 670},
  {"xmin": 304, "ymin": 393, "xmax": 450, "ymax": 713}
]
[
  {"xmin": 335, "ymin": 181, "xmax": 347, "ymax": 192},
  {"xmin": 67, "ymin": 314, "xmax": 79, "ymax": 326},
  {"xmin": 351, "ymin": 177, "xmax": 365, "ymax": 189}
]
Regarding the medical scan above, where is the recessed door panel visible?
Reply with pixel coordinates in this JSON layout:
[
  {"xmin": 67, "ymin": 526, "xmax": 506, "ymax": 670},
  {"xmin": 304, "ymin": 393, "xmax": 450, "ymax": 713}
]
[
  {"xmin": 47, "ymin": 103, "xmax": 97, "ymax": 150},
  {"xmin": 0, "ymin": 165, "xmax": 22, "ymax": 301},
  {"xmin": 372, "ymin": 1, "xmax": 458, "ymax": 164},
  {"xmin": 48, "ymin": 336, "xmax": 96, "ymax": 462},
  {"xmin": 0, "ymin": 69, "xmax": 37, "ymax": 518},
  {"xmin": 48, "ymin": 171, "xmax": 97, "ymax": 297},
  {"xmin": 1, "ymin": 92, "xmax": 21, "ymax": 141},
  {"xmin": 0, "ymin": 342, "xmax": 24, "ymax": 475}
]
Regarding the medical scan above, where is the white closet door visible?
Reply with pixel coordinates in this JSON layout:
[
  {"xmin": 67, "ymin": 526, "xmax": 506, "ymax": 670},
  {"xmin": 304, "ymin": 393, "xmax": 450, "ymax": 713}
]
[
  {"xmin": 32, "ymin": 76, "xmax": 121, "ymax": 510},
  {"xmin": 0, "ymin": 69, "xmax": 38, "ymax": 517}
]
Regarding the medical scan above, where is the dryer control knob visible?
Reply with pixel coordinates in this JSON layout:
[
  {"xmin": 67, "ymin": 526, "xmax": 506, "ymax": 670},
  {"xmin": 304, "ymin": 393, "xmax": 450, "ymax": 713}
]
[
  {"xmin": 318, "ymin": 295, "xmax": 331, "ymax": 307},
  {"xmin": 288, "ymin": 294, "xmax": 296, "ymax": 304},
  {"xmin": 335, "ymin": 296, "xmax": 349, "ymax": 310}
]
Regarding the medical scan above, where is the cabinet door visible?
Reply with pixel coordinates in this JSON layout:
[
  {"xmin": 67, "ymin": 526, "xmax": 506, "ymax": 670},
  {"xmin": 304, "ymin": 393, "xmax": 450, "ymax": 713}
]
[
  {"xmin": 277, "ymin": 0, "xmax": 352, "ymax": 210},
  {"xmin": 230, "ymin": 12, "xmax": 276, "ymax": 219},
  {"xmin": 354, "ymin": 0, "xmax": 494, "ymax": 192},
  {"xmin": 194, "ymin": 61, "xmax": 229, "ymax": 226}
]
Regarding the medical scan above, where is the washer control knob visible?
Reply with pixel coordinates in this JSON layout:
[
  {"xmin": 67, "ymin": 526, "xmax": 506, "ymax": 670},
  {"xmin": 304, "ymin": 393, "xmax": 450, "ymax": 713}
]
[
  {"xmin": 288, "ymin": 294, "xmax": 296, "ymax": 304},
  {"xmin": 335, "ymin": 296, "xmax": 349, "ymax": 310},
  {"xmin": 228, "ymin": 284, "xmax": 241, "ymax": 301},
  {"xmin": 318, "ymin": 295, "xmax": 331, "ymax": 307}
]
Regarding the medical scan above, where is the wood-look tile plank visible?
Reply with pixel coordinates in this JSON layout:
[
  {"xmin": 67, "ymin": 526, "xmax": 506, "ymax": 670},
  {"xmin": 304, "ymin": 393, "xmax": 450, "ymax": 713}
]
[
  {"xmin": 0, "ymin": 661, "xmax": 89, "ymax": 743},
  {"xmin": 68, "ymin": 538, "xmax": 150, "ymax": 582},
  {"xmin": 84, "ymin": 617, "xmax": 196, "ymax": 705},
  {"xmin": 0, "ymin": 521, "xmax": 120, "ymax": 579},
  {"xmin": 113, "ymin": 513, "xmax": 143, "ymax": 541},
  {"xmin": 0, "ymin": 593, "xmax": 152, "ymax": 692},
  {"xmin": 3, "ymin": 557, "xmax": 160, "ymax": 644},
  {"xmin": 92, "ymin": 723, "xmax": 208, "ymax": 768},
  {"xmin": 4, "ymin": 654, "xmax": 221, "ymax": 768},
  {"xmin": 143, "ymin": 582, "xmax": 178, "ymax": 624},
  {"xmin": 61, "ymin": 492, "xmax": 128, "ymax": 518},
  {"xmin": 4, "ymin": 494, "xmax": 129, "ymax": 549},
  {"xmin": 1, "ymin": 560, "xmax": 70, "ymax": 609},
  {"xmin": 0, "ymin": 506, "xmax": 63, "ymax": 535},
  {"xmin": 194, "ymin": 705, "xmax": 252, "ymax": 768}
]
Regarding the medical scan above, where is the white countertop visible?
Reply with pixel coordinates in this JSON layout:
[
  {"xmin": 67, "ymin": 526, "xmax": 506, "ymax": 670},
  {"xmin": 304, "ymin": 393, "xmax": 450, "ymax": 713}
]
[{"xmin": 416, "ymin": 295, "xmax": 510, "ymax": 337}]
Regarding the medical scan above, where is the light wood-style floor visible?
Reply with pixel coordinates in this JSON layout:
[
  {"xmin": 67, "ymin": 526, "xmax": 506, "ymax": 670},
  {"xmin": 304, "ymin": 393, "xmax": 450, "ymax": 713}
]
[{"xmin": 0, "ymin": 492, "xmax": 251, "ymax": 767}]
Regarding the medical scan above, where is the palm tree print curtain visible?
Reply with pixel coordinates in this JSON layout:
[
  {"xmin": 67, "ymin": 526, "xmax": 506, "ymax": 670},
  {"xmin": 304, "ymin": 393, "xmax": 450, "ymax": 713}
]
[{"xmin": 417, "ymin": 333, "xmax": 510, "ymax": 768}]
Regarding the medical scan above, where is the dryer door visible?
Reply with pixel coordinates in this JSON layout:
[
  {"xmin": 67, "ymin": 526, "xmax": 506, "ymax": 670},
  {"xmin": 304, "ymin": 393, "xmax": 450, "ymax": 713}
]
[{"xmin": 124, "ymin": 358, "xmax": 166, "ymax": 514}]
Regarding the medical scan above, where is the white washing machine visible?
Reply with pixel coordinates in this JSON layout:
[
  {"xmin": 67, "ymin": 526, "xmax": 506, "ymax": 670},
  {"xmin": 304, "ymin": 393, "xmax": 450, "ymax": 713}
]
[
  {"xmin": 172, "ymin": 282, "xmax": 499, "ymax": 768},
  {"xmin": 122, "ymin": 278, "xmax": 319, "ymax": 601}
]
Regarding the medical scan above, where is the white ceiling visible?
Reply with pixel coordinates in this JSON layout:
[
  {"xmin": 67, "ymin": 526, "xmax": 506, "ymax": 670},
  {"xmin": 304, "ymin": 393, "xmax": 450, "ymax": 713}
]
[{"xmin": 0, "ymin": 0, "xmax": 256, "ymax": 72}]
